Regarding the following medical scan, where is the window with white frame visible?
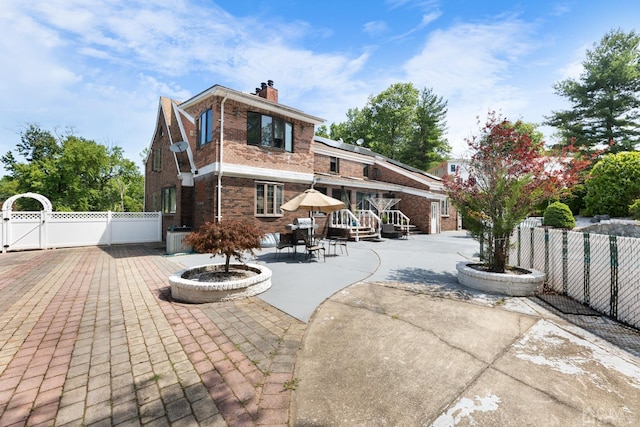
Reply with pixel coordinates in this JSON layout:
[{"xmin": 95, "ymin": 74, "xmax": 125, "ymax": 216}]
[
  {"xmin": 441, "ymin": 198, "xmax": 450, "ymax": 216},
  {"xmin": 449, "ymin": 163, "xmax": 457, "ymax": 173},
  {"xmin": 247, "ymin": 112, "xmax": 293, "ymax": 152},
  {"xmin": 162, "ymin": 187, "xmax": 176, "ymax": 214},
  {"xmin": 255, "ymin": 182, "xmax": 283, "ymax": 216},
  {"xmin": 198, "ymin": 109, "xmax": 213, "ymax": 147}
]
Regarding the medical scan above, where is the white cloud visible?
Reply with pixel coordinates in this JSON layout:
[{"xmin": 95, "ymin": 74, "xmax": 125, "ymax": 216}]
[
  {"xmin": 392, "ymin": 11, "xmax": 442, "ymax": 40},
  {"xmin": 364, "ymin": 21, "xmax": 389, "ymax": 37},
  {"xmin": 402, "ymin": 17, "xmax": 540, "ymax": 155}
]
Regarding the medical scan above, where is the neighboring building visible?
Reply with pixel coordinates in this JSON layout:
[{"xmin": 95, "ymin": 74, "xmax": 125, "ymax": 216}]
[
  {"xmin": 144, "ymin": 81, "xmax": 458, "ymax": 238},
  {"xmin": 428, "ymin": 159, "xmax": 470, "ymax": 182}
]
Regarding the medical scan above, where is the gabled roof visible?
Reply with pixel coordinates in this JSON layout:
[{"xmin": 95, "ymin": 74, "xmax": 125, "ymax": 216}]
[
  {"xmin": 144, "ymin": 96, "xmax": 191, "ymax": 167},
  {"xmin": 179, "ymin": 84, "xmax": 325, "ymax": 125}
]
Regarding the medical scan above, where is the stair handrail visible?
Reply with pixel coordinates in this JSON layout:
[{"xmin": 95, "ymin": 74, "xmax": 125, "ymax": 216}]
[
  {"xmin": 381, "ymin": 209, "xmax": 410, "ymax": 227},
  {"xmin": 357, "ymin": 210, "xmax": 381, "ymax": 239},
  {"xmin": 330, "ymin": 209, "xmax": 359, "ymax": 228}
]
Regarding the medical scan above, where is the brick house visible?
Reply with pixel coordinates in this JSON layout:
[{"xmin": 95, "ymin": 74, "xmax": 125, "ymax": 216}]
[{"xmin": 144, "ymin": 81, "xmax": 458, "ymax": 238}]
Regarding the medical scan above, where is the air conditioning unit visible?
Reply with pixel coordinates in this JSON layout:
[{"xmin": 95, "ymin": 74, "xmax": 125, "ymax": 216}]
[{"xmin": 166, "ymin": 227, "xmax": 193, "ymax": 254}]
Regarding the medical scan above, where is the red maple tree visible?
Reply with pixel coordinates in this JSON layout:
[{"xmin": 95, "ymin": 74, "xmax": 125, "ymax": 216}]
[
  {"xmin": 184, "ymin": 219, "xmax": 264, "ymax": 273},
  {"xmin": 444, "ymin": 111, "xmax": 591, "ymax": 273}
]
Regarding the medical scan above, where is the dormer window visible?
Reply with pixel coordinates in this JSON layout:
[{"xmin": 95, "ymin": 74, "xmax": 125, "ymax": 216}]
[{"xmin": 247, "ymin": 112, "xmax": 293, "ymax": 152}]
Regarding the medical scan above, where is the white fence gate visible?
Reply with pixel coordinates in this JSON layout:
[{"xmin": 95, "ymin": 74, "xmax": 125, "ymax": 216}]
[{"xmin": 1, "ymin": 193, "xmax": 162, "ymax": 253}]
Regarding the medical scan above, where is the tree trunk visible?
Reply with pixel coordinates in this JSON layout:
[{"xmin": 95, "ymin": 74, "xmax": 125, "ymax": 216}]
[{"xmin": 491, "ymin": 236, "xmax": 508, "ymax": 273}]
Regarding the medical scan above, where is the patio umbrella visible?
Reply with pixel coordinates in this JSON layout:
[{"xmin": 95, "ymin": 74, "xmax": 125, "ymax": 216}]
[
  {"xmin": 280, "ymin": 188, "xmax": 346, "ymax": 214},
  {"xmin": 281, "ymin": 189, "xmax": 346, "ymax": 240}
]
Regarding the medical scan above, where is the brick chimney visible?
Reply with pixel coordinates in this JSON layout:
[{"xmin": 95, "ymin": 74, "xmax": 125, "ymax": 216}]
[{"xmin": 256, "ymin": 80, "xmax": 278, "ymax": 102}]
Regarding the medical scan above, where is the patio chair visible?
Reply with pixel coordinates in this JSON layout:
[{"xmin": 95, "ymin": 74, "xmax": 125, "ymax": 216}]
[
  {"xmin": 327, "ymin": 228, "xmax": 349, "ymax": 256},
  {"xmin": 381, "ymin": 223, "xmax": 401, "ymax": 239},
  {"xmin": 302, "ymin": 233, "xmax": 325, "ymax": 262},
  {"xmin": 275, "ymin": 233, "xmax": 294, "ymax": 259}
]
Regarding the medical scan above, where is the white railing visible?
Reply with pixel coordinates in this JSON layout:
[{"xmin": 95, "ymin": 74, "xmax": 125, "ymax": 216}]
[
  {"xmin": 357, "ymin": 210, "xmax": 381, "ymax": 239},
  {"xmin": 330, "ymin": 209, "xmax": 359, "ymax": 228},
  {"xmin": 381, "ymin": 210, "xmax": 410, "ymax": 227},
  {"xmin": 329, "ymin": 209, "xmax": 381, "ymax": 241},
  {"xmin": 2, "ymin": 211, "xmax": 162, "ymax": 253}
]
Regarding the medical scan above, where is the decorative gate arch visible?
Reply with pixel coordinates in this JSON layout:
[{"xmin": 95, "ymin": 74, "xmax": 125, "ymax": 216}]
[
  {"xmin": 2, "ymin": 192, "xmax": 53, "ymax": 213},
  {"xmin": 2, "ymin": 193, "xmax": 53, "ymax": 253}
]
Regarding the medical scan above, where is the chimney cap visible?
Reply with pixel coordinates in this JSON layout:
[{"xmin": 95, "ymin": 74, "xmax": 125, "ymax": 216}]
[
  {"xmin": 261, "ymin": 82, "xmax": 267, "ymax": 89},
  {"xmin": 267, "ymin": 79, "xmax": 274, "ymax": 87}
]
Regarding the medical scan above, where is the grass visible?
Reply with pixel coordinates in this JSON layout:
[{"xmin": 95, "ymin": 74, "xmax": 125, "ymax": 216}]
[{"xmin": 283, "ymin": 377, "xmax": 300, "ymax": 391}]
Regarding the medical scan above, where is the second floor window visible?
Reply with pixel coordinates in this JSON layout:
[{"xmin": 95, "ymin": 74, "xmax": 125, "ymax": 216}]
[
  {"xmin": 247, "ymin": 112, "xmax": 293, "ymax": 152},
  {"xmin": 198, "ymin": 109, "xmax": 213, "ymax": 147},
  {"xmin": 330, "ymin": 157, "xmax": 339, "ymax": 173},
  {"xmin": 152, "ymin": 147, "xmax": 162, "ymax": 171}
]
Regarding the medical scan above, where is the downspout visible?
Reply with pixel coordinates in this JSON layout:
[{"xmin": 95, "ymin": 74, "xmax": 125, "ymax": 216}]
[{"xmin": 217, "ymin": 94, "xmax": 229, "ymax": 222}]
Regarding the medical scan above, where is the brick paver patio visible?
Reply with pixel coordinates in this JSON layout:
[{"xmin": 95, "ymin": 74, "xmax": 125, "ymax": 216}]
[{"xmin": 0, "ymin": 245, "xmax": 303, "ymax": 426}]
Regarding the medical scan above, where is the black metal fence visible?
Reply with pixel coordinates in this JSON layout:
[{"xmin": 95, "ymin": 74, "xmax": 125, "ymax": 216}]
[{"xmin": 510, "ymin": 226, "xmax": 640, "ymax": 330}]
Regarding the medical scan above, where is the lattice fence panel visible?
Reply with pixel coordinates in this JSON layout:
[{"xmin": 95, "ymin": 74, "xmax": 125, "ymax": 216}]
[
  {"xmin": 50, "ymin": 212, "xmax": 108, "ymax": 220},
  {"xmin": 10, "ymin": 212, "xmax": 43, "ymax": 221},
  {"xmin": 112, "ymin": 212, "xmax": 159, "ymax": 219}
]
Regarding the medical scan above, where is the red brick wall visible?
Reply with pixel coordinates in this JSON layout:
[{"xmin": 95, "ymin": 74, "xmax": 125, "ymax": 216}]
[
  {"xmin": 192, "ymin": 175, "xmax": 313, "ymax": 235},
  {"xmin": 144, "ymin": 112, "xmax": 186, "ymax": 236},
  {"xmin": 372, "ymin": 164, "xmax": 432, "ymax": 191},
  {"xmin": 186, "ymin": 98, "xmax": 315, "ymax": 174},
  {"xmin": 315, "ymin": 153, "xmax": 367, "ymax": 177}
]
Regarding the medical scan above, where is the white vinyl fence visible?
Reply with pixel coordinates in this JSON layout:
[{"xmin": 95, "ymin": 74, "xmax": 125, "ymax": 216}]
[
  {"xmin": 2, "ymin": 211, "xmax": 162, "ymax": 253},
  {"xmin": 510, "ymin": 226, "xmax": 640, "ymax": 330}
]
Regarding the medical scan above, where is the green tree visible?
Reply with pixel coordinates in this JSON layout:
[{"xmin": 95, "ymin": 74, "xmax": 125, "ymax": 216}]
[
  {"xmin": 445, "ymin": 111, "xmax": 588, "ymax": 273},
  {"xmin": 330, "ymin": 106, "xmax": 374, "ymax": 146},
  {"xmin": 546, "ymin": 29, "xmax": 640, "ymax": 153},
  {"xmin": 315, "ymin": 125, "xmax": 330, "ymax": 138},
  {"xmin": 2, "ymin": 125, "xmax": 144, "ymax": 211},
  {"xmin": 397, "ymin": 88, "xmax": 450, "ymax": 170},
  {"xmin": 330, "ymin": 83, "xmax": 450, "ymax": 169},
  {"xmin": 584, "ymin": 151, "xmax": 640, "ymax": 217}
]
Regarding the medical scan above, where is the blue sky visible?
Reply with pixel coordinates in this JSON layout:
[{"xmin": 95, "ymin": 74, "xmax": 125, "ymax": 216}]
[{"xmin": 1, "ymin": 0, "xmax": 638, "ymax": 172}]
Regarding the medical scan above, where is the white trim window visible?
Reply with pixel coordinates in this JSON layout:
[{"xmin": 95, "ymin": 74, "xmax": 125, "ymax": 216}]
[
  {"xmin": 256, "ymin": 182, "xmax": 284, "ymax": 216},
  {"xmin": 441, "ymin": 198, "xmax": 450, "ymax": 216},
  {"xmin": 198, "ymin": 109, "xmax": 213, "ymax": 147}
]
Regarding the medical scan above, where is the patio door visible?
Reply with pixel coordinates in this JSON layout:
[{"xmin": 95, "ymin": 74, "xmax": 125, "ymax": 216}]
[{"xmin": 430, "ymin": 202, "xmax": 440, "ymax": 234}]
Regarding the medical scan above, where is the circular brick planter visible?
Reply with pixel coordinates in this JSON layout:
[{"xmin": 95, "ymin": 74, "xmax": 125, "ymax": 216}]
[
  {"xmin": 456, "ymin": 262, "xmax": 544, "ymax": 296},
  {"xmin": 169, "ymin": 263, "xmax": 272, "ymax": 303}
]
